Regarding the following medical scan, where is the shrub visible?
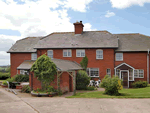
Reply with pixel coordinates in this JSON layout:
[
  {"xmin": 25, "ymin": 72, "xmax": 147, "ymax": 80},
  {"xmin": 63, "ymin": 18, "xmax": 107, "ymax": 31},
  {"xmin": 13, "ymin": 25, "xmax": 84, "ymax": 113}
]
[
  {"xmin": 46, "ymin": 85, "xmax": 56, "ymax": 92},
  {"xmin": 14, "ymin": 74, "xmax": 29, "ymax": 82},
  {"xmin": 0, "ymin": 72, "xmax": 10, "ymax": 80},
  {"xmin": 132, "ymin": 81, "xmax": 148, "ymax": 88},
  {"xmin": 6, "ymin": 77, "xmax": 15, "ymax": 82},
  {"xmin": 100, "ymin": 75, "xmax": 123, "ymax": 95},
  {"xmin": 21, "ymin": 85, "xmax": 30, "ymax": 93},
  {"xmin": 76, "ymin": 70, "xmax": 90, "ymax": 90},
  {"xmin": 2, "ymin": 81, "xmax": 8, "ymax": 86}
]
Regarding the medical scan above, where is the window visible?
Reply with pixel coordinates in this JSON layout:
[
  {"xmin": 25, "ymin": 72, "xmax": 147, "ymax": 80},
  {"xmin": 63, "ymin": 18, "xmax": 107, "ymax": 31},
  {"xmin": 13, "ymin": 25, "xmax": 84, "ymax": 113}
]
[
  {"xmin": 63, "ymin": 49, "xmax": 72, "ymax": 57},
  {"xmin": 129, "ymin": 69, "xmax": 133, "ymax": 81},
  {"xmin": 116, "ymin": 53, "xmax": 123, "ymax": 61},
  {"xmin": 76, "ymin": 49, "xmax": 85, "ymax": 57},
  {"xmin": 47, "ymin": 50, "xmax": 53, "ymax": 59},
  {"xmin": 134, "ymin": 69, "xmax": 144, "ymax": 78},
  {"xmin": 116, "ymin": 69, "xmax": 120, "ymax": 78},
  {"xmin": 86, "ymin": 68, "xmax": 99, "ymax": 77},
  {"xmin": 20, "ymin": 70, "xmax": 29, "ymax": 75},
  {"xmin": 96, "ymin": 49, "xmax": 103, "ymax": 59},
  {"xmin": 31, "ymin": 53, "xmax": 37, "ymax": 60},
  {"xmin": 106, "ymin": 69, "xmax": 111, "ymax": 76}
]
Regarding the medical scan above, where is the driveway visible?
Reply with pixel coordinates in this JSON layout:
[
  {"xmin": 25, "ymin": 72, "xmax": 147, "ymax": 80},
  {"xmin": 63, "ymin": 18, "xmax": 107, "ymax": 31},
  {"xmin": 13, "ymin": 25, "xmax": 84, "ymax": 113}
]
[{"xmin": 1, "ymin": 88, "xmax": 150, "ymax": 113}]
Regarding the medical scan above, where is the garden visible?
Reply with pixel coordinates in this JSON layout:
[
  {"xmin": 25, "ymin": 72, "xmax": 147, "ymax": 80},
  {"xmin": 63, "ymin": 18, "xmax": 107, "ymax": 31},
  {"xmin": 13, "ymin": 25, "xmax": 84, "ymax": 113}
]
[{"xmin": 67, "ymin": 75, "xmax": 150, "ymax": 98}]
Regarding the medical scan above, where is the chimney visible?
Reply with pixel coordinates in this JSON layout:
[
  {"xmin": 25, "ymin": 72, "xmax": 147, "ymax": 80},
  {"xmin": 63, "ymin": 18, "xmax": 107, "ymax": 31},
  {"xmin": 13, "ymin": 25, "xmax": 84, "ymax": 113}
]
[{"xmin": 73, "ymin": 21, "xmax": 84, "ymax": 34}]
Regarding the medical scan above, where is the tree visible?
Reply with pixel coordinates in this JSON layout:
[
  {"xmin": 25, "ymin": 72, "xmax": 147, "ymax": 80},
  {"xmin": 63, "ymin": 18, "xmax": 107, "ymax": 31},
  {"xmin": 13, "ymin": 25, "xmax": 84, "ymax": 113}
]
[
  {"xmin": 80, "ymin": 55, "xmax": 88, "ymax": 71},
  {"xmin": 30, "ymin": 54, "xmax": 57, "ymax": 90}
]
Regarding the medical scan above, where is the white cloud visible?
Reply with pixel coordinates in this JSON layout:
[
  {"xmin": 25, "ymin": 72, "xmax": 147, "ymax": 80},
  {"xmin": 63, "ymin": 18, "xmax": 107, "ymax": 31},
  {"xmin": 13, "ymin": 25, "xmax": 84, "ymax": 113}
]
[
  {"xmin": 110, "ymin": 0, "xmax": 150, "ymax": 9},
  {"xmin": 0, "ymin": 0, "xmax": 95, "ymax": 65},
  {"xmin": 105, "ymin": 10, "xmax": 115, "ymax": 18},
  {"xmin": 63, "ymin": 0, "xmax": 93, "ymax": 12}
]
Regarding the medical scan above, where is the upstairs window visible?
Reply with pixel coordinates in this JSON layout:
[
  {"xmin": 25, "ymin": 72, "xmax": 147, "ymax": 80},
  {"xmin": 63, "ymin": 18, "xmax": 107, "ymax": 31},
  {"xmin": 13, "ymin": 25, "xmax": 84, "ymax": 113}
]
[
  {"xmin": 116, "ymin": 53, "xmax": 123, "ymax": 61},
  {"xmin": 96, "ymin": 49, "xmax": 103, "ymax": 59},
  {"xmin": 76, "ymin": 49, "xmax": 85, "ymax": 57},
  {"xmin": 31, "ymin": 53, "xmax": 37, "ymax": 60},
  {"xmin": 63, "ymin": 49, "xmax": 72, "ymax": 57},
  {"xmin": 106, "ymin": 68, "xmax": 111, "ymax": 76},
  {"xmin": 87, "ymin": 68, "xmax": 99, "ymax": 77},
  {"xmin": 47, "ymin": 50, "xmax": 53, "ymax": 59}
]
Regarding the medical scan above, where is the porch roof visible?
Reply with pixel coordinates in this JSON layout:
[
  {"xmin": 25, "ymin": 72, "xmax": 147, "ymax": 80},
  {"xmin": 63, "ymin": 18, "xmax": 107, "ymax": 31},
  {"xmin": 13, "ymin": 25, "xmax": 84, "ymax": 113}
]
[
  {"xmin": 17, "ymin": 59, "xmax": 83, "ymax": 71},
  {"xmin": 114, "ymin": 63, "xmax": 135, "ymax": 70}
]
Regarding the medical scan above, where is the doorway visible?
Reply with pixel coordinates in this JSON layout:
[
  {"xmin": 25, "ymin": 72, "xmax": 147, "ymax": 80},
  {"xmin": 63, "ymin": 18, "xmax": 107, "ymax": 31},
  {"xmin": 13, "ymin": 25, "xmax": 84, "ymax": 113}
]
[{"xmin": 121, "ymin": 71, "xmax": 129, "ymax": 88}]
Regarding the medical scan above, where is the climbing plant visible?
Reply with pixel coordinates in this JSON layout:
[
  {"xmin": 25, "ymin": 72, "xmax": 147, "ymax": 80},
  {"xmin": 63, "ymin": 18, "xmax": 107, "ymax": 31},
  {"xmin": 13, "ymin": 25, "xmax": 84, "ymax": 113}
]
[
  {"xmin": 80, "ymin": 55, "xmax": 88, "ymax": 71},
  {"xmin": 30, "ymin": 54, "xmax": 57, "ymax": 90}
]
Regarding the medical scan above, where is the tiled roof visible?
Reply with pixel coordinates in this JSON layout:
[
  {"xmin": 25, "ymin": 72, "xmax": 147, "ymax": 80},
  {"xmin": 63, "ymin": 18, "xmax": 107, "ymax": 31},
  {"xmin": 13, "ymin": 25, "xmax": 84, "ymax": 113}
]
[
  {"xmin": 17, "ymin": 59, "xmax": 82, "ymax": 71},
  {"xmin": 7, "ymin": 37, "xmax": 42, "ymax": 53},
  {"xmin": 114, "ymin": 33, "xmax": 150, "ymax": 51},
  {"xmin": 34, "ymin": 31, "xmax": 118, "ymax": 49}
]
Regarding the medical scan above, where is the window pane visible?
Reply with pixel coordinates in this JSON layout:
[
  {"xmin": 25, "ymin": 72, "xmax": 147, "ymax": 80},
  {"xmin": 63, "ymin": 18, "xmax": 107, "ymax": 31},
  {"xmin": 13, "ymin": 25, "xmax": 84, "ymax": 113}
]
[
  {"xmin": 116, "ymin": 53, "xmax": 123, "ymax": 61},
  {"xmin": 47, "ymin": 50, "xmax": 53, "ymax": 58},
  {"xmin": 31, "ymin": 53, "xmax": 37, "ymax": 60},
  {"xmin": 134, "ymin": 70, "xmax": 138, "ymax": 77},
  {"xmin": 68, "ymin": 52, "xmax": 71, "ymax": 56},
  {"xmin": 63, "ymin": 52, "xmax": 67, "ymax": 56}
]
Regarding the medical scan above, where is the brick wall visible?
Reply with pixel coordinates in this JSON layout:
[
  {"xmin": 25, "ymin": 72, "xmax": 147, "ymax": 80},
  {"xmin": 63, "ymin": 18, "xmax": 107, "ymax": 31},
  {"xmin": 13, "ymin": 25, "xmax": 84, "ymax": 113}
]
[
  {"xmin": 10, "ymin": 53, "xmax": 31, "ymax": 77},
  {"xmin": 37, "ymin": 48, "xmax": 115, "ymax": 80},
  {"xmin": 29, "ymin": 71, "xmax": 73, "ymax": 92},
  {"xmin": 115, "ymin": 52, "xmax": 148, "ymax": 81}
]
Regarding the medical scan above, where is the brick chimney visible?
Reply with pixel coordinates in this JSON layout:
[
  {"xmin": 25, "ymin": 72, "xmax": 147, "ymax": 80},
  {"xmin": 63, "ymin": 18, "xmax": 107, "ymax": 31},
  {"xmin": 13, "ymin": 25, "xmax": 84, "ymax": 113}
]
[{"xmin": 73, "ymin": 21, "xmax": 84, "ymax": 34}]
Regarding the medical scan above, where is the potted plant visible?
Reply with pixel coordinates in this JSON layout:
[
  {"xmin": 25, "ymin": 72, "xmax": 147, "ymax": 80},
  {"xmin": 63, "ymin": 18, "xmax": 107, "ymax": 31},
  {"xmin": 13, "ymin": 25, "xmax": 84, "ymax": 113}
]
[{"xmin": 2, "ymin": 81, "xmax": 8, "ymax": 88}]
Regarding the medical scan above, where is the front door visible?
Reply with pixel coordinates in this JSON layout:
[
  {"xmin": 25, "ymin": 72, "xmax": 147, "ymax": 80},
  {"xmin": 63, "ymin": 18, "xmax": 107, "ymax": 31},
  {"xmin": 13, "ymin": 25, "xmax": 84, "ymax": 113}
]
[{"xmin": 121, "ymin": 71, "xmax": 128, "ymax": 88}]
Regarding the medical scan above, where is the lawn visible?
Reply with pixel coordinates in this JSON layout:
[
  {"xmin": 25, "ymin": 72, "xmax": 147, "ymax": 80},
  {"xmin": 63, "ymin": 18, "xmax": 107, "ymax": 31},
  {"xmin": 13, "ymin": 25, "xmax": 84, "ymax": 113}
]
[
  {"xmin": 0, "ymin": 80, "xmax": 6, "ymax": 83},
  {"xmin": 67, "ymin": 85, "xmax": 150, "ymax": 98}
]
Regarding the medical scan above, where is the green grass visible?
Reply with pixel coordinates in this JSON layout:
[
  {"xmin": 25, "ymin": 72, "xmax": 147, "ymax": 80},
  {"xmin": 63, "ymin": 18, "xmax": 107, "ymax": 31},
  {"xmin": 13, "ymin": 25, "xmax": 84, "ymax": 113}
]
[{"xmin": 67, "ymin": 85, "xmax": 150, "ymax": 98}]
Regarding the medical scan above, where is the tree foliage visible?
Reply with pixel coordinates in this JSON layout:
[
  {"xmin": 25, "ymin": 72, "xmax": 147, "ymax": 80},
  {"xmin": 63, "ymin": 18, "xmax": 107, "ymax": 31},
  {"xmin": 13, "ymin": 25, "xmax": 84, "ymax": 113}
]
[
  {"xmin": 30, "ymin": 54, "xmax": 57, "ymax": 90},
  {"xmin": 80, "ymin": 55, "xmax": 88, "ymax": 70}
]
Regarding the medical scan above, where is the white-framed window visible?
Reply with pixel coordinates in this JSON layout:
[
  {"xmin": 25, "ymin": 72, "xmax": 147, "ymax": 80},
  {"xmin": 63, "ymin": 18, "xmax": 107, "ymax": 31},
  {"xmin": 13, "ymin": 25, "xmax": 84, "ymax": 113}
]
[
  {"xmin": 116, "ymin": 53, "xmax": 123, "ymax": 61},
  {"xmin": 106, "ymin": 68, "xmax": 111, "ymax": 76},
  {"xmin": 116, "ymin": 69, "xmax": 120, "ymax": 78},
  {"xmin": 63, "ymin": 49, "xmax": 72, "ymax": 57},
  {"xmin": 76, "ymin": 49, "xmax": 85, "ymax": 57},
  {"xmin": 20, "ymin": 70, "xmax": 29, "ymax": 75},
  {"xmin": 47, "ymin": 50, "xmax": 53, "ymax": 59},
  {"xmin": 96, "ymin": 49, "xmax": 103, "ymax": 59},
  {"xmin": 129, "ymin": 69, "xmax": 134, "ymax": 81},
  {"xmin": 86, "ymin": 68, "xmax": 99, "ymax": 77},
  {"xmin": 134, "ymin": 69, "xmax": 144, "ymax": 78},
  {"xmin": 31, "ymin": 53, "xmax": 37, "ymax": 60}
]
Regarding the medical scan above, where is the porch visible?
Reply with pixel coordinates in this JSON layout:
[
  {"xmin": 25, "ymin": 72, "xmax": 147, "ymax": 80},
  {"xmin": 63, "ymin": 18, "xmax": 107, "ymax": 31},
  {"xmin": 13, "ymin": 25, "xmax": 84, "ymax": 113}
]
[{"xmin": 114, "ymin": 63, "xmax": 135, "ymax": 88}]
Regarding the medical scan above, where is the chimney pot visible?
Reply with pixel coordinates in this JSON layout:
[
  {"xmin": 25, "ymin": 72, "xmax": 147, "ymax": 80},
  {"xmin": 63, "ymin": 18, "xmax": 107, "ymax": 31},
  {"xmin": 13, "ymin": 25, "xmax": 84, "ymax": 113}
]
[{"xmin": 80, "ymin": 21, "xmax": 82, "ymax": 23}]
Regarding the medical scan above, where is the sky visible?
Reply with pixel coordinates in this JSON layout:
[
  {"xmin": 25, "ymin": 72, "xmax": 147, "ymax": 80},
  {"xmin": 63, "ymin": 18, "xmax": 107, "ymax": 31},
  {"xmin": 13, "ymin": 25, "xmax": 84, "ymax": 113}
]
[{"xmin": 0, "ymin": 0, "xmax": 150, "ymax": 66}]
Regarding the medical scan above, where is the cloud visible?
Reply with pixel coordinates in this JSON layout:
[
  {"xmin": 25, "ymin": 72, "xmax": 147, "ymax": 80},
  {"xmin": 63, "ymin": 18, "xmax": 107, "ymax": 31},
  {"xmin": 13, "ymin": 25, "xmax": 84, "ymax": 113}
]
[
  {"xmin": 0, "ymin": 0, "xmax": 96, "ymax": 66},
  {"xmin": 105, "ymin": 11, "xmax": 115, "ymax": 18},
  {"xmin": 63, "ymin": 0, "xmax": 93, "ymax": 12},
  {"xmin": 110, "ymin": 0, "xmax": 150, "ymax": 9}
]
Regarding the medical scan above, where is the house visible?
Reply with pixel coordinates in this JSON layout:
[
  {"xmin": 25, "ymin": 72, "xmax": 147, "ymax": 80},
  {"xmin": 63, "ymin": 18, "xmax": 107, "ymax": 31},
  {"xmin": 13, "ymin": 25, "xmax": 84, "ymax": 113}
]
[{"xmin": 7, "ymin": 21, "xmax": 150, "ymax": 90}]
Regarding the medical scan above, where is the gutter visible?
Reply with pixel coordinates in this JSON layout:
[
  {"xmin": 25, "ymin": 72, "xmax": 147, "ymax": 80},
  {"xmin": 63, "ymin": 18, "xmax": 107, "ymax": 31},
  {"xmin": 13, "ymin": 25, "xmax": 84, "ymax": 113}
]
[{"xmin": 147, "ymin": 49, "xmax": 149, "ymax": 84}]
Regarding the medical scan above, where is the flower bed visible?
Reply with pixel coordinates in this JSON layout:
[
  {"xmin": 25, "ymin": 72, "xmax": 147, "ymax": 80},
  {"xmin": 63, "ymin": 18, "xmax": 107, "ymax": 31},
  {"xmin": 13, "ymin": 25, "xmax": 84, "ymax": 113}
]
[{"xmin": 31, "ymin": 91, "xmax": 57, "ymax": 97}]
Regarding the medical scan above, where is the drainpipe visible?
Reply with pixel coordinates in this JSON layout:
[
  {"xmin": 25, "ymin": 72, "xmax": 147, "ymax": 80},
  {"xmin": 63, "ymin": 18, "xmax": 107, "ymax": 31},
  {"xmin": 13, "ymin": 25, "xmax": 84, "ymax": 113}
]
[{"xmin": 147, "ymin": 49, "xmax": 149, "ymax": 84}]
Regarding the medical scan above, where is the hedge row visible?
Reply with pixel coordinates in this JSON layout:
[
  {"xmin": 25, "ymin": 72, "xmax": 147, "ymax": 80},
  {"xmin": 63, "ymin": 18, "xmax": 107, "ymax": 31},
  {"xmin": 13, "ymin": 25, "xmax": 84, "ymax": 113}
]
[{"xmin": 0, "ymin": 72, "xmax": 10, "ymax": 80}]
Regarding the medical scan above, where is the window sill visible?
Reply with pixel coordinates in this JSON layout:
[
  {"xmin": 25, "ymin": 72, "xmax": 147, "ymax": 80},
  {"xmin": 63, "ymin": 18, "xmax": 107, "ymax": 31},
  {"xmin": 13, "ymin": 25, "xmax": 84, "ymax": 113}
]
[
  {"xmin": 76, "ymin": 56, "xmax": 85, "ymax": 57},
  {"xmin": 96, "ymin": 58, "xmax": 103, "ymax": 60},
  {"xmin": 63, "ymin": 56, "xmax": 72, "ymax": 57},
  {"xmin": 116, "ymin": 60, "xmax": 123, "ymax": 61},
  {"xmin": 134, "ymin": 77, "xmax": 144, "ymax": 78}
]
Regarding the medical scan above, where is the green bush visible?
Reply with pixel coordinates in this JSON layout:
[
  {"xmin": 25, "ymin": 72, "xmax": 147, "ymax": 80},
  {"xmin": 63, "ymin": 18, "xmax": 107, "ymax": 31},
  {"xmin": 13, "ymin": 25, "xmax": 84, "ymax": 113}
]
[
  {"xmin": 76, "ymin": 70, "xmax": 90, "ymax": 90},
  {"xmin": 6, "ymin": 77, "xmax": 15, "ymax": 82},
  {"xmin": 0, "ymin": 72, "xmax": 10, "ymax": 80},
  {"xmin": 100, "ymin": 75, "xmax": 123, "ymax": 96},
  {"xmin": 14, "ymin": 74, "xmax": 29, "ymax": 82},
  {"xmin": 21, "ymin": 85, "xmax": 30, "ymax": 93},
  {"xmin": 132, "ymin": 81, "xmax": 148, "ymax": 88},
  {"xmin": 46, "ymin": 85, "xmax": 56, "ymax": 92},
  {"xmin": 2, "ymin": 81, "xmax": 8, "ymax": 86}
]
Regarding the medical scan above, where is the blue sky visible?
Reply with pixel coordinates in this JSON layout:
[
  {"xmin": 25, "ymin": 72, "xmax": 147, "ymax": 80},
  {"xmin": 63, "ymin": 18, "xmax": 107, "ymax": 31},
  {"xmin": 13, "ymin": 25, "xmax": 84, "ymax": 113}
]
[{"xmin": 0, "ymin": 0, "xmax": 150, "ymax": 65}]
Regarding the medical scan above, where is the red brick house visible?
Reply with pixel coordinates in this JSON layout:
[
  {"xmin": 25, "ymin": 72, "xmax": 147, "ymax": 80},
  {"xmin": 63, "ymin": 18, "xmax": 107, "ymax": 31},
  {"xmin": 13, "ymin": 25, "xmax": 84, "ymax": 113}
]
[{"xmin": 7, "ymin": 21, "xmax": 150, "ymax": 89}]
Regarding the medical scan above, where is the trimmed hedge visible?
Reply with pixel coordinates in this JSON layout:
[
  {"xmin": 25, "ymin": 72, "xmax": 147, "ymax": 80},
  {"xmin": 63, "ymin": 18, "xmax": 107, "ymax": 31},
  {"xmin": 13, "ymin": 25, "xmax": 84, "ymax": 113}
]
[
  {"xmin": 0, "ymin": 72, "xmax": 10, "ymax": 80},
  {"xmin": 14, "ymin": 74, "xmax": 29, "ymax": 82},
  {"xmin": 132, "ymin": 81, "xmax": 148, "ymax": 88}
]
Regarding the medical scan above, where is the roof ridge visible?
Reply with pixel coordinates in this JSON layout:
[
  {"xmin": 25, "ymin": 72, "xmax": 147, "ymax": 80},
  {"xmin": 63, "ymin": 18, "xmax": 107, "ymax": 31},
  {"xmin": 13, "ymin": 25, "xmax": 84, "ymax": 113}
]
[{"xmin": 114, "ymin": 33, "xmax": 140, "ymax": 35}]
